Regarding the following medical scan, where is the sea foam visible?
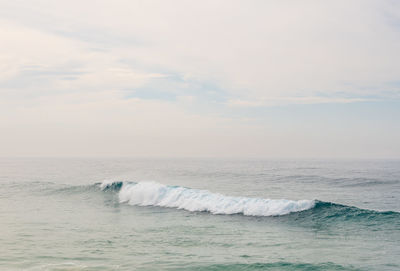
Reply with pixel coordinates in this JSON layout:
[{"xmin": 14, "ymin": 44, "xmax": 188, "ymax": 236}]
[{"xmin": 104, "ymin": 181, "xmax": 315, "ymax": 216}]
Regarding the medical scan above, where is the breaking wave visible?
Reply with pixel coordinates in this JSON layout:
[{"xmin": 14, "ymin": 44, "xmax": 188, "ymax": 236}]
[{"xmin": 100, "ymin": 180, "xmax": 315, "ymax": 216}]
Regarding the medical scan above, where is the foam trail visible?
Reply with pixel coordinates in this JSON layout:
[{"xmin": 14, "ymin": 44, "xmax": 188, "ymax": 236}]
[{"xmin": 111, "ymin": 181, "xmax": 315, "ymax": 216}]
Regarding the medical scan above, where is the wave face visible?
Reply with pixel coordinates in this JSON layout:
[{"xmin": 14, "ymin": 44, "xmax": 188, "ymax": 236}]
[
  {"xmin": 99, "ymin": 180, "xmax": 124, "ymax": 191},
  {"xmin": 102, "ymin": 181, "xmax": 315, "ymax": 216}
]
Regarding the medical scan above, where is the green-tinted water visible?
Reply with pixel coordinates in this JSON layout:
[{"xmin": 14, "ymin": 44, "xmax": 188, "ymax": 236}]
[{"xmin": 0, "ymin": 158, "xmax": 399, "ymax": 270}]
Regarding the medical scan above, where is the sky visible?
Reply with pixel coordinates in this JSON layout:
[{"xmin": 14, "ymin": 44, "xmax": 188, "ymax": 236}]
[{"xmin": 0, "ymin": 0, "xmax": 400, "ymax": 158}]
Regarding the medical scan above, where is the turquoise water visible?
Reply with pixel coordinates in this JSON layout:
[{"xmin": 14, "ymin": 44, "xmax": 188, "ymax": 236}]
[{"xmin": 0, "ymin": 158, "xmax": 399, "ymax": 270}]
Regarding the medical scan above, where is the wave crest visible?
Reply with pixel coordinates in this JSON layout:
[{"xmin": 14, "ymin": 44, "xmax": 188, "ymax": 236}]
[{"xmin": 107, "ymin": 181, "xmax": 315, "ymax": 217}]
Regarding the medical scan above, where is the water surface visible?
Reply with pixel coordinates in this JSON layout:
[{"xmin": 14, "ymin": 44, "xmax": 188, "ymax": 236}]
[{"xmin": 0, "ymin": 158, "xmax": 399, "ymax": 270}]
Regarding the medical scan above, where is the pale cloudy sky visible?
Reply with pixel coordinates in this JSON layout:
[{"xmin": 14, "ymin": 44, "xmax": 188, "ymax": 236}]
[{"xmin": 1, "ymin": 0, "xmax": 400, "ymax": 158}]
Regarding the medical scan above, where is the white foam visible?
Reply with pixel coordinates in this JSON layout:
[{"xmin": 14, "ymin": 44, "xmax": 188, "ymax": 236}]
[{"xmin": 116, "ymin": 181, "xmax": 315, "ymax": 216}]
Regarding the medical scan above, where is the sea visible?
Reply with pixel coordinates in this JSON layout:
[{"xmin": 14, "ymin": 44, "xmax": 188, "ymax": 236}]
[{"xmin": 0, "ymin": 158, "xmax": 399, "ymax": 271}]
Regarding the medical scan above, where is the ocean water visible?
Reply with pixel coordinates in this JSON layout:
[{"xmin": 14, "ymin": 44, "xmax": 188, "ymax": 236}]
[{"xmin": 0, "ymin": 158, "xmax": 399, "ymax": 271}]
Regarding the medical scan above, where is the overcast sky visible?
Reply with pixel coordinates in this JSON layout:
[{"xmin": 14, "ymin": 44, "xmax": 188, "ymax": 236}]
[{"xmin": 1, "ymin": 0, "xmax": 400, "ymax": 158}]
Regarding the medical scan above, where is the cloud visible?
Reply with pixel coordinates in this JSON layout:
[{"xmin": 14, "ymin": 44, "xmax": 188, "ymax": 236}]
[
  {"xmin": 1, "ymin": 0, "xmax": 400, "ymax": 103},
  {"xmin": 227, "ymin": 97, "xmax": 375, "ymax": 107},
  {"xmin": 0, "ymin": 19, "xmax": 167, "ymax": 100}
]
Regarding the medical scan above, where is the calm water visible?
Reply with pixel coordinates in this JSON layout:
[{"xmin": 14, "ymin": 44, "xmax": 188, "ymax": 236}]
[{"xmin": 0, "ymin": 158, "xmax": 399, "ymax": 271}]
